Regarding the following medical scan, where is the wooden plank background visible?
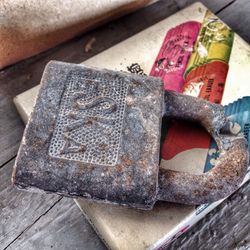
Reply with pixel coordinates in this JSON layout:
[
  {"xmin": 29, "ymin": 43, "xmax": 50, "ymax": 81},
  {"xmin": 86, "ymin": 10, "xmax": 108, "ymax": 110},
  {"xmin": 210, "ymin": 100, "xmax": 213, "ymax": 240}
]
[{"xmin": 0, "ymin": 0, "xmax": 249, "ymax": 249}]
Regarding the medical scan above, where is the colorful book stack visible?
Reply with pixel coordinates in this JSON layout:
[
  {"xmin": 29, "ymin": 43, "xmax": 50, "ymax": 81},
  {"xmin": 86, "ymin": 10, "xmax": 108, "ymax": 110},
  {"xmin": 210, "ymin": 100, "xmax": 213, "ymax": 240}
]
[
  {"xmin": 152, "ymin": 10, "xmax": 234, "ymax": 163},
  {"xmin": 14, "ymin": 3, "xmax": 250, "ymax": 250}
]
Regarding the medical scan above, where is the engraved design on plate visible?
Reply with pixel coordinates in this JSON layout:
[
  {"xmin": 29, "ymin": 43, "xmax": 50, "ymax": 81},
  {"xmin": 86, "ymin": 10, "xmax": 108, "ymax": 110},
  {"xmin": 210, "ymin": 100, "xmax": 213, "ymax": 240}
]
[{"xmin": 49, "ymin": 73, "xmax": 128, "ymax": 166}]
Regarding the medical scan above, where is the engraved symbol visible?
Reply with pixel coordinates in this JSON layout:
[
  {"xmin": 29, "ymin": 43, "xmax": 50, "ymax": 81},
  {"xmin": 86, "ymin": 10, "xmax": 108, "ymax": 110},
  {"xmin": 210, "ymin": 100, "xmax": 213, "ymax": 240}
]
[
  {"xmin": 64, "ymin": 115, "xmax": 115, "ymax": 135},
  {"xmin": 60, "ymin": 132, "xmax": 87, "ymax": 154},
  {"xmin": 76, "ymin": 96, "xmax": 117, "ymax": 114},
  {"xmin": 49, "ymin": 76, "xmax": 128, "ymax": 165},
  {"xmin": 60, "ymin": 95, "xmax": 117, "ymax": 155}
]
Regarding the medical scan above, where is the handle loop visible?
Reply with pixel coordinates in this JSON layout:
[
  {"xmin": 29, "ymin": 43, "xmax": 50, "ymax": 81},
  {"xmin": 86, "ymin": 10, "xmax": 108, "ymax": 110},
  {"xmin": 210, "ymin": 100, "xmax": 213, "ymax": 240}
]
[{"xmin": 157, "ymin": 91, "xmax": 249, "ymax": 205}]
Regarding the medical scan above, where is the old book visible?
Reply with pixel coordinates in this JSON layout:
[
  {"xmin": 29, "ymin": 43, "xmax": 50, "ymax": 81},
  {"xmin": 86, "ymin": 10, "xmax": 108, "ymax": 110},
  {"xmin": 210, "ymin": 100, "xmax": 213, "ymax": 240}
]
[{"xmin": 14, "ymin": 2, "xmax": 250, "ymax": 249}]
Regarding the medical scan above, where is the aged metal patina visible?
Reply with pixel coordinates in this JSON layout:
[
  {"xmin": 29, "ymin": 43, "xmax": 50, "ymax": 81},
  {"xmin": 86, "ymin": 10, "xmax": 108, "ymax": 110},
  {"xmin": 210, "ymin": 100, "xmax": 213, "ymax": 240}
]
[{"xmin": 12, "ymin": 61, "xmax": 249, "ymax": 209}]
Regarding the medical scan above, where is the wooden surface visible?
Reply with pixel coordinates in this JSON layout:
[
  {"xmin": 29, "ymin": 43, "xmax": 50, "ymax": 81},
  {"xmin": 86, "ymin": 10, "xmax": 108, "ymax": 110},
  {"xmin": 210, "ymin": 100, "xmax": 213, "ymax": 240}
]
[{"xmin": 0, "ymin": 0, "xmax": 249, "ymax": 249}]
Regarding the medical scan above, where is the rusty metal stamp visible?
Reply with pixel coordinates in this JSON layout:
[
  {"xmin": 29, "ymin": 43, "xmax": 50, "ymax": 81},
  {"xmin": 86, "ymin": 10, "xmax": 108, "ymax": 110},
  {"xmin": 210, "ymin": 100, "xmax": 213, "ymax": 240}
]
[
  {"xmin": 49, "ymin": 72, "xmax": 128, "ymax": 166},
  {"xmin": 13, "ymin": 61, "xmax": 163, "ymax": 209}
]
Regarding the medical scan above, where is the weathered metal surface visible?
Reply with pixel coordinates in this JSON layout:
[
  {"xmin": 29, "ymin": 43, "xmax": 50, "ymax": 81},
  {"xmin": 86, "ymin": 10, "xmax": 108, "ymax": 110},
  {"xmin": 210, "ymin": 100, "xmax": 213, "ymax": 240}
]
[
  {"xmin": 12, "ymin": 61, "xmax": 163, "ymax": 209},
  {"xmin": 158, "ymin": 91, "xmax": 249, "ymax": 204},
  {"xmin": 12, "ymin": 61, "xmax": 249, "ymax": 209}
]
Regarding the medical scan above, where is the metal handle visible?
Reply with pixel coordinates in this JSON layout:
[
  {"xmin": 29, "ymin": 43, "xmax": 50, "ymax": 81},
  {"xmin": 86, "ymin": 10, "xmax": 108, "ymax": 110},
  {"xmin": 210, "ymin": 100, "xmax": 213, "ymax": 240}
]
[{"xmin": 157, "ymin": 91, "xmax": 249, "ymax": 205}]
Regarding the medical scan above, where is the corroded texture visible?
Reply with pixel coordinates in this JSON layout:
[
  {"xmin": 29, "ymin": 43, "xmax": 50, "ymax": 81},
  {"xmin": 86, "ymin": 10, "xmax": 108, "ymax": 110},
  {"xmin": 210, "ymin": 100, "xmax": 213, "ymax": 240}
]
[
  {"xmin": 12, "ymin": 61, "xmax": 249, "ymax": 209},
  {"xmin": 48, "ymin": 70, "xmax": 129, "ymax": 166},
  {"xmin": 158, "ymin": 91, "xmax": 249, "ymax": 204},
  {"xmin": 12, "ymin": 61, "xmax": 163, "ymax": 209}
]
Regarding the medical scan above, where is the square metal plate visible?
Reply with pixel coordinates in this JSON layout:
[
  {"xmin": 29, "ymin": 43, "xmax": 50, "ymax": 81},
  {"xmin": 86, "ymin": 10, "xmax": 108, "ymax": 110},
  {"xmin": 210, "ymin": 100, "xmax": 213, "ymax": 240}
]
[{"xmin": 13, "ymin": 61, "xmax": 164, "ymax": 209}]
